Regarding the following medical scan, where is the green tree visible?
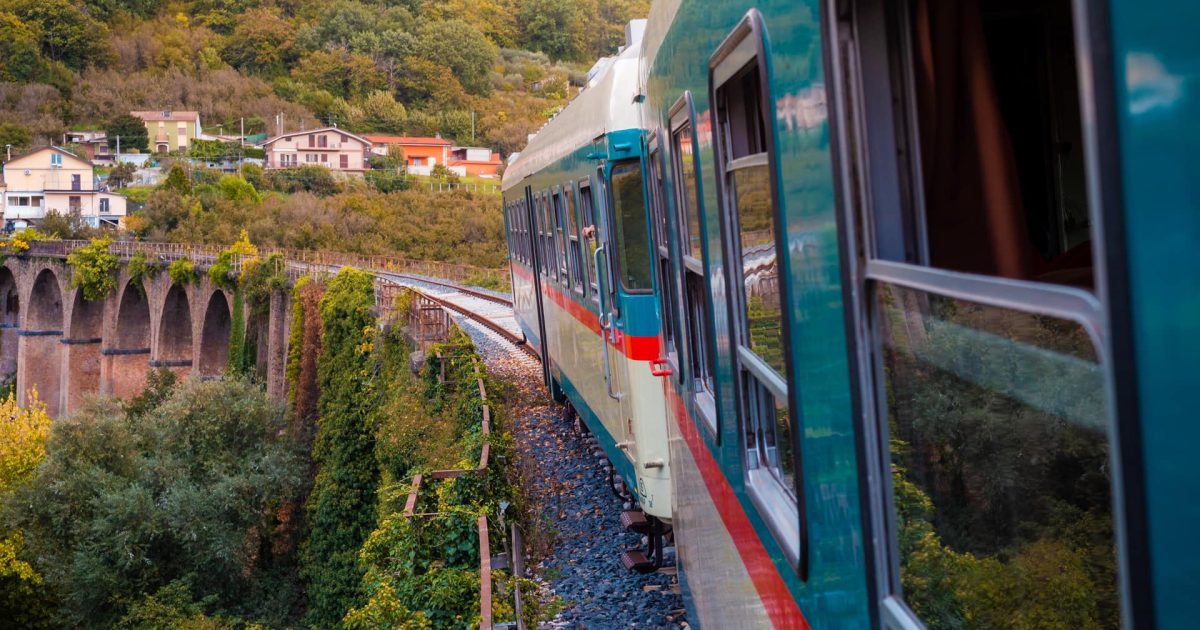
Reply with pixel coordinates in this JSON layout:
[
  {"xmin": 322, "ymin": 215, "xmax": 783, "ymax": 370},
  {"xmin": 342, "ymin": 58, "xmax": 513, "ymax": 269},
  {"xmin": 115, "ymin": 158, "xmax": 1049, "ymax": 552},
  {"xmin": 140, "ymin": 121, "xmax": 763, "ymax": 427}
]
[
  {"xmin": 220, "ymin": 7, "xmax": 296, "ymax": 76},
  {"xmin": 66, "ymin": 237, "xmax": 118, "ymax": 301},
  {"xmin": 359, "ymin": 90, "xmax": 408, "ymax": 133},
  {"xmin": 301, "ymin": 268, "xmax": 379, "ymax": 629},
  {"xmin": 0, "ymin": 12, "xmax": 43, "ymax": 82},
  {"xmin": 292, "ymin": 49, "xmax": 388, "ymax": 100},
  {"xmin": 160, "ymin": 163, "xmax": 193, "ymax": 195},
  {"xmin": 518, "ymin": 0, "xmax": 581, "ymax": 61},
  {"xmin": 2, "ymin": 0, "xmax": 109, "ymax": 70},
  {"xmin": 11, "ymin": 379, "xmax": 307, "ymax": 627},
  {"xmin": 105, "ymin": 114, "xmax": 149, "ymax": 153},
  {"xmin": 107, "ymin": 161, "xmax": 137, "ymax": 189},
  {"xmin": 415, "ymin": 19, "xmax": 497, "ymax": 96},
  {"xmin": 0, "ymin": 122, "xmax": 32, "ymax": 154}
]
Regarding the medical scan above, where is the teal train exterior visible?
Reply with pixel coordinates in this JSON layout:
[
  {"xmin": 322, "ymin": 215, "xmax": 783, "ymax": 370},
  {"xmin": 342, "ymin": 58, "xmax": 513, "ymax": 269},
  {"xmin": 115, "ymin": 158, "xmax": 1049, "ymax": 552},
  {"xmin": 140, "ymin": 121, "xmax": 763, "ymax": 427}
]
[{"xmin": 505, "ymin": 0, "xmax": 1200, "ymax": 627}]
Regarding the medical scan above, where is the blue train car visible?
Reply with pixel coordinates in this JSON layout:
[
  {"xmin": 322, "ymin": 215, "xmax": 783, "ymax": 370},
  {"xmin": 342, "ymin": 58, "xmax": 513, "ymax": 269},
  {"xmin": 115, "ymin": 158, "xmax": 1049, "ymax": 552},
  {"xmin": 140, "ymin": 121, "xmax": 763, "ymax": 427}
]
[{"xmin": 634, "ymin": 0, "xmax": 1200, "ymax": 628}]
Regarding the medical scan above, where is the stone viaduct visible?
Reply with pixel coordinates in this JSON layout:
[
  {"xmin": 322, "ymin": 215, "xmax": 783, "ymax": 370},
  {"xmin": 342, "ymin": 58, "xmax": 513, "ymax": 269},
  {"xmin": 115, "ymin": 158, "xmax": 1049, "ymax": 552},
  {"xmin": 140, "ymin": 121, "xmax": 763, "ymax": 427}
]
[{"xmin": 0, "ymin": 254, "xmax": 290, "ymax": 418}]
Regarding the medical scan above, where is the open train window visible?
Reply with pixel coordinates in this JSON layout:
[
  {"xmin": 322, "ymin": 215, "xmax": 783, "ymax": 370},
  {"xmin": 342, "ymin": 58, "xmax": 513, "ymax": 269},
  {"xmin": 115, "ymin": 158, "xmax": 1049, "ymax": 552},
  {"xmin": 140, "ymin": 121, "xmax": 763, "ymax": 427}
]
[
  {"xmin": 670, "ymin": 92, "xmax": 718, "ymax": 434},
  {"xmin": 710, "ymin": 9, "xmax": 804, "ymax": 574},
  {"xmin": 832, "ymin": 0, "xmax": 1120, "ymax": 626},
  {"xmin": 579, "ymin": 178, "xmax": 599, "ymax": 300},
  {"xmin": 647, "ymin": 135, "xmax": 679, "ymax": 365}
]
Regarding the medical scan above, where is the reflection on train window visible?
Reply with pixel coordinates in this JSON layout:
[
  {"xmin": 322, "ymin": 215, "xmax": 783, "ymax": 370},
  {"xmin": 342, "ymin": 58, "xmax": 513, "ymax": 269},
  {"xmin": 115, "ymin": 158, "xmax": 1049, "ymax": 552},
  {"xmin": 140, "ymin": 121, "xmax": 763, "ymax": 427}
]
[
  {"xmin": 876, "ymin": 284, "xmax": 1118, "ymax": 628},
  {"xmin": 903, "ymin": 0, "xmax": 1092, "ymax": 288},
  {"xmin": 552, "ymin": 191, "xmax": 569, "ymax": 284},
  {"xmin": 648, "ymin": 145, "xmax": 679, "ymax": 360},
  {"xmin": 610, "ymin": 161, "xmax": 653, "ymax": 293},
  {"xmin": 713, "ymin": 37, "xmax": 796, "ymax": 497},
  {"xmin": 675, "ymin": 125, "xmax": 703, "ymax": 260},
  {"xmin": 579, "ymin": 181, "xmax": 599, "ymax": 298},
  {"xmin": 566, "ymin": 187, "xmax": 585, "ymax": 295},
  {"xmin": 671, "ymin": 112, "xmax": 715, "ymax": 402}
]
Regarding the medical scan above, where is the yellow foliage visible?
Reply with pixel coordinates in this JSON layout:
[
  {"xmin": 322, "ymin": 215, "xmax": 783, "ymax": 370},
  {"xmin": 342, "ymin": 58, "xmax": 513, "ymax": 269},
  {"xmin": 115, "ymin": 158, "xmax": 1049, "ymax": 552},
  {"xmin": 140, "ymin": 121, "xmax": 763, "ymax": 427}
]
[
  {"xmin": 0, "ymin": 390, "xmax": 51, "ymax": 492},
  {"xmin": 230, "ymin": 229, "xmax": 260, "ymax": 283}
]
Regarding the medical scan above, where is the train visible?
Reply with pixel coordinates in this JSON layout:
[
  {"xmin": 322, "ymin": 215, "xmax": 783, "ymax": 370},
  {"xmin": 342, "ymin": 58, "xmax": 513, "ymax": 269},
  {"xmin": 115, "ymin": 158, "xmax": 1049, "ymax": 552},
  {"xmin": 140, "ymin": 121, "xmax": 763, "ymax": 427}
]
[{"xmin": 501, "ymin": 0, "xmax": 1200, "ymax": 628}]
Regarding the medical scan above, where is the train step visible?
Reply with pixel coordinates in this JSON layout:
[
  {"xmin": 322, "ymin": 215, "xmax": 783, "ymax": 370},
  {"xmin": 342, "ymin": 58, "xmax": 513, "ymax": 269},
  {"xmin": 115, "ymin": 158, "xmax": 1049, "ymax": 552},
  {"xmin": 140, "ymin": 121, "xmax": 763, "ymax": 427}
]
[
  {"xmin": 621, "ymin": 509, "xmax": 654, "ymax": 534},
  {"xmin": 620, "ymin": 549, "xmax": 660, "ymax": 573}
]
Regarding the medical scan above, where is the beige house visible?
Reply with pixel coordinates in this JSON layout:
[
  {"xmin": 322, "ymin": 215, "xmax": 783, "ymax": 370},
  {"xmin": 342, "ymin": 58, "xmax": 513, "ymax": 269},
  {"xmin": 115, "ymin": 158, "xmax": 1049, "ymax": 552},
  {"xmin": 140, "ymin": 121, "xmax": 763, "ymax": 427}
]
[
  {"xmin": 263, "ymin": 127, "xmax": 371, "ymax": 173},
  {"xmin": 131, "ymin": 110, "xmax": 203, "ymax": 153},
  {"xmin": 1, "ymin": 147, "xmax": 127, "ymax": 230}
]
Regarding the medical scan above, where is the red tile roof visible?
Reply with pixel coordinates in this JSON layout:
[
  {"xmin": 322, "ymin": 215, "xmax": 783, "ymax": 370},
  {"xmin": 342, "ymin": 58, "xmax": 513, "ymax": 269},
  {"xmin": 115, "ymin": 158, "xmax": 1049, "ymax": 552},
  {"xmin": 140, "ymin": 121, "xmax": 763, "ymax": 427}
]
[
  {"xmin": 364, "ymin": 135, "xmax": 452, "ymax": 146},
  {"xmin": 130, "ymin": 110, "xmax": 200, "ymax": 122}
]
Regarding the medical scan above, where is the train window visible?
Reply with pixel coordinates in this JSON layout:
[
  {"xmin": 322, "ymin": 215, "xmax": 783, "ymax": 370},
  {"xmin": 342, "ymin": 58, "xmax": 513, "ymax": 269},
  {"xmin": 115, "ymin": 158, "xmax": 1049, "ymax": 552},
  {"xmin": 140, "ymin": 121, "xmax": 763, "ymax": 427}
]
[
  {"xmin": 542, "ymin": 191, "xmax": 558, "ymax": 281},
  {"xmin": 710, "ymin": 9, "xmax": 802, "ymax": 570},
  {"xmin": 579, "ymin": 179, "xmax": 599, "ymax": 300},
  {"xmin": 833, "ymin": 0, "xmax": 1120, "ymax": 625},
  {"xmin": 552, "ymin": 190, "xmax": 570, "ymax": 286},
  {"xmin": 609, "ymin": 161, "xmax": 653, "ymax": 293},
  {"xmin": 670, "ymin": 93, "xmax": 717, "ymax": 427},
  {"xmin": 566, "ymin": 186, "xmax": 585, "ymax": 295},
  {"xmin": 647, "ymin": 139, "xmax": 679, "ymax": 363}
]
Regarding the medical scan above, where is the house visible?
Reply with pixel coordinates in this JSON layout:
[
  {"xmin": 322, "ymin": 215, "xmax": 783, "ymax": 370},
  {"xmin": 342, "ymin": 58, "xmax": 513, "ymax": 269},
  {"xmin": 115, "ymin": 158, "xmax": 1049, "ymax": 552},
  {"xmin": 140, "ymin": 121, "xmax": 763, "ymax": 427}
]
[
  {"xmin": 447, "ymin": 147, "xmax": 503, "ymax": 178},
  {"xmin": 131, "ymin": 111, "xmax": 203, "ymax": 154},
  {"xmin": 65, "ymin": 131, "xmax": 113, "ymax": 162},
  {"xmin": 365, "ymin": 135, "xmax": 453, "ymax": 176},
  {"xmin": 262, "ymin": 127, "xmax": 371, "ymax": 173},
  {"xmin": 1, "ymin": 146, "xmax": 127, "ymax": 230}
]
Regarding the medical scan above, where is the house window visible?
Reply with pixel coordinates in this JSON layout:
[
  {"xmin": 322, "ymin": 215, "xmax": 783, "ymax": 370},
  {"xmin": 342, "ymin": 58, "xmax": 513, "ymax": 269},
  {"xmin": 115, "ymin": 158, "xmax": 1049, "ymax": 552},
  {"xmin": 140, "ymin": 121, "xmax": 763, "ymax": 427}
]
[
  {"xmin": 308, "ymin": 134, "xmax": 315, "ymax": 148},
  {"xmin": 340, "ymin": 154, "xmax": 349, "ymax": 169},
  {"xmin": 71, "ymin": 174, "xmax": 81, "ymax": 191},
  {"xmin": 50, "ymin": 153, "xmax": 62, "ymax": 167},
  {"xmin": 306, "ymin": 154, "xmax": 317, "ymax": 163},
  {"xmin": 99, "ymin": 198, "xmax": 110, "ymax": 214},
  {"xmin": 319, "ymin": 153, "xmax": 328, "ymax": 163},
  {"xmin": 319, "ymin": 135, "xmax": 328, "ymax": 148},
  {"xmin": 31, "ymin": 196, "xmax": 41, "ymax": 208},
  {"xmin": 69, "ymin": 196, "xmax": 82, "ymax": 211},
  {"xmin": 710, "ymin": 9, "xmax": 802, "ymax": 571}
]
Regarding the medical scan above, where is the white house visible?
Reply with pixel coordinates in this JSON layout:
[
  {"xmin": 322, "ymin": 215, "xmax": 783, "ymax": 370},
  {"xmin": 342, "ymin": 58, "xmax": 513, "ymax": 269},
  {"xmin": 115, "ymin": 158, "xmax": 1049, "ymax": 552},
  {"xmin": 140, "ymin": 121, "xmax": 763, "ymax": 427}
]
[{"xmin": 1, "ymin": 147, "xmax": 127, "ymax": 230}]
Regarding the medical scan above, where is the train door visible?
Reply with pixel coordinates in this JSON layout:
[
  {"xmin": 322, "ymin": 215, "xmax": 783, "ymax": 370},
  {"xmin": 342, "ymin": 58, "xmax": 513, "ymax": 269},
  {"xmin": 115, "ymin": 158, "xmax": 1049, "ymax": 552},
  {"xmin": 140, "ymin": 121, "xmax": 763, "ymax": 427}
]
[{"xmin": 524, "ymin": 185, "xmax": 552, "ymax": 389}]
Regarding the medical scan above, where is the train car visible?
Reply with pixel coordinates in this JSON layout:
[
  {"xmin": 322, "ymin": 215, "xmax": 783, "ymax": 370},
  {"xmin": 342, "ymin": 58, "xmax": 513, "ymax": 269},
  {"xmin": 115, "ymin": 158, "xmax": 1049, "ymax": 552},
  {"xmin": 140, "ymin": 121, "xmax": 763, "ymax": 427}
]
[
  {"xmin": 500, "ymin": 28, "xmax": 675, "ymax": 564},
  {"xmin": 636, "ymin": 0, "xmax": 1200, "ymax": 628}
]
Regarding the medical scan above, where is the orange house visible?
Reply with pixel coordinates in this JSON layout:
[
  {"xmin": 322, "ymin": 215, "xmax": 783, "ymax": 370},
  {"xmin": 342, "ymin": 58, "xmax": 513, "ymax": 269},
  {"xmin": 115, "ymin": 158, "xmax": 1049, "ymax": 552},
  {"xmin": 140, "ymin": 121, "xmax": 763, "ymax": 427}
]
[
  {"xmin": 447, "ymin": 147, "xmax": 503, "ymax": 178},
  {"xmin": 365, "ymin": 135, "xmax": 452, "ymax": 175}
]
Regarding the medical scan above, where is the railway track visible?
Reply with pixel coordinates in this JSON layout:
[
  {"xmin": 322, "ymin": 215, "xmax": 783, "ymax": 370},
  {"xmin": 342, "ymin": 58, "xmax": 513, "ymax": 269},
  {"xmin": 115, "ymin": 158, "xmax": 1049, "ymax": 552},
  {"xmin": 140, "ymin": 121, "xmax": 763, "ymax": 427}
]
[{"xmin": 372, "ymin": 271, "xmax": 537, "ymax": 359}]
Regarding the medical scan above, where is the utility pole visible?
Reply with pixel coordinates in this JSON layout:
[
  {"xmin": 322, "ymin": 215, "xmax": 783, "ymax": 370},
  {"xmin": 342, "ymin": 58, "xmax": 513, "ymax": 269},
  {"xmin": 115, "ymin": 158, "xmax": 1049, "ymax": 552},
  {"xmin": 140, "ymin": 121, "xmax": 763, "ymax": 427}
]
[
  {"xmin": 5, "ymin": 144, "xmax": 10, "ymax": 161},
  {"xmin": 116, "ymin": 135, "xmax": 120, "ymax": 159},
  {"xmin": 240, "ymin": 117, "xmax": 244, "ymax": 147},
  {"xmin": 471, "ymin": 110, "xmax": 476, "ymax": 144}
]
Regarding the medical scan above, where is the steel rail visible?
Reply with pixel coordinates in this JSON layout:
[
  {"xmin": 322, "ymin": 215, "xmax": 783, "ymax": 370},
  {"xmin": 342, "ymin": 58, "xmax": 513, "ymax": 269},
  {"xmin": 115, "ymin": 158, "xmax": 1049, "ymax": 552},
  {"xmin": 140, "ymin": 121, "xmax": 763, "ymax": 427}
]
[{"xmin": 404, "ymin": 285, "xmax": 538, "ymax": 359}]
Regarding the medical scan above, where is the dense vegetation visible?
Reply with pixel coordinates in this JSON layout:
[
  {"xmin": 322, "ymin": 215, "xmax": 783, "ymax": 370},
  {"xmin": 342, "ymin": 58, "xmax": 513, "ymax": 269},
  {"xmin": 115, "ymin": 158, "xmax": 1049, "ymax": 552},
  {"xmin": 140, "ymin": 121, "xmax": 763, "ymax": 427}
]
[
  {"xmin": 0, "ymin": 0, "xmax": 647, "ymax": 155},
  {"xmin": 119, "ymin": 163, "xmax": 509, "ymax": 268}
]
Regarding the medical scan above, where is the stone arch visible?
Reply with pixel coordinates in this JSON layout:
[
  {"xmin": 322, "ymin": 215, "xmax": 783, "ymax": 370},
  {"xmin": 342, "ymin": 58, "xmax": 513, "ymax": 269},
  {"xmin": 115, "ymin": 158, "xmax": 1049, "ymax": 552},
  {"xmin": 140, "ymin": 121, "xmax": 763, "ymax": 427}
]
[
  {"xmin": 155, "ymin": 284, "xmax": 194, "ymax": 377},
  {"xmin": 20, "ymin": 269, "xmax": 64, "ymax": 415},
  {"xmin": 198, "ymin": 290, "xmax": 231, "ymax": 376},
  {"xmin": 0, "ymin": 267, "xmax": 18, "ymax": 381},
  {"xmin": 63, "ymin": 289, "xmax": 104, "ymax": 414},
  {"xmin": 109, "ymin": 281, "xmax": 151, "ymax": 399}
]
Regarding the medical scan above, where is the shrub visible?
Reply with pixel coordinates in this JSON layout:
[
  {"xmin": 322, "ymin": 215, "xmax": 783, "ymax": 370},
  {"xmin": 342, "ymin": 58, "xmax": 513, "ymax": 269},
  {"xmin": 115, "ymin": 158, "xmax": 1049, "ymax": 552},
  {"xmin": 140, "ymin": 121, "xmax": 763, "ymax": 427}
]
[
  {"xmin": 167, "ymin": 257, "xmax": 196, "ymax": 285},
  {"xmin": 66, "ymin": 237, "xmax": 119, "ymax": 301},
  {"xmin": 301, "ymin": 268, "xmax": 379, "ymax": 628}
]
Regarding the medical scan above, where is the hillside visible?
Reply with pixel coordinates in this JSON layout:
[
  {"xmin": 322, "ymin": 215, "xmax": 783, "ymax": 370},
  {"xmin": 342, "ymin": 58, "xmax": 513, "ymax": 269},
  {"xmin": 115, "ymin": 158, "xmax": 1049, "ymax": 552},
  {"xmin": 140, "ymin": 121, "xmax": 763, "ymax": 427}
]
[{"xmin": 0, "ymin": 0, "xmax": 649, "ymax": 154}]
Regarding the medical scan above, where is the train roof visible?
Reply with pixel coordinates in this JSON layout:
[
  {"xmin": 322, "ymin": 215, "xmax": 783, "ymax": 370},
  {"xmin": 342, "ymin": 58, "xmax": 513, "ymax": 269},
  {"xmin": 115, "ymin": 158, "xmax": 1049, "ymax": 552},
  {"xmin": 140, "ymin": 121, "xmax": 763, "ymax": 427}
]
[{"xmin": 501, "ymin": 39, "xmax": 643, "ymax": 191}]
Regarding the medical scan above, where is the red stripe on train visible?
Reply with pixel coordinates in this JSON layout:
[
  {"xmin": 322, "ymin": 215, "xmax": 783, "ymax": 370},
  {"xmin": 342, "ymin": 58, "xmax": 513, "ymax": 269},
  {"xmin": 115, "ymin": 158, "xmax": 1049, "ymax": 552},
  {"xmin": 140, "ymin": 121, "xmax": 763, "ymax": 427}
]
[
  {"xmin": 666, "ymin": 386, "xmax": 810, "ymax": 629},
  {"xmin": 511, "ymin": 262, "xmax": 661, "ymax": 361}
]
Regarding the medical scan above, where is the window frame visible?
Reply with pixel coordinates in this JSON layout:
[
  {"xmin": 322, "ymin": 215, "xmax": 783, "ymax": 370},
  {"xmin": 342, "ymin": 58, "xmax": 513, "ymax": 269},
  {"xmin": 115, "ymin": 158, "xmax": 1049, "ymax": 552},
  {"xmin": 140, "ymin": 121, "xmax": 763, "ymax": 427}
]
[
  {"xmin": 552, "ymin": 186, "xmax": 570, "ymax": 287},
  {"xmin": 646, "ymin": 131, "xmax": 680, "ymax": 367},
  {"xmin": 607, "ymin": 159, "xmax": 655, "ymax": 295},
  {"xmin": 708, "ymin": 8, "xmax": 807, "ymax": 577},
  {"xmin": 578, "ymin": 177, "xmax": 600, "ymax": 302},
  {"xmin": 669, "ymin": 91, "xmax": 720, "ymax": 438},
  {"xmin": 565, "ymin": 183, "xmax": 586, "ymax": 296},
  {"xmin": 824, "ymin": 0, "xmax": 1134, "ymax": 626}
]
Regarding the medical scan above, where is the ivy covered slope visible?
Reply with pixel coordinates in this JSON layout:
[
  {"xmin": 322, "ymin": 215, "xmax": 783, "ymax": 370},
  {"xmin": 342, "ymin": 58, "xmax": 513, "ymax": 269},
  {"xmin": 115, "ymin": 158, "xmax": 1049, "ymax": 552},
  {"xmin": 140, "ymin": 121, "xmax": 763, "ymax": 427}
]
[{"xmin": 0, "ymin": 0, "xmax": 648, "ymax": 154}]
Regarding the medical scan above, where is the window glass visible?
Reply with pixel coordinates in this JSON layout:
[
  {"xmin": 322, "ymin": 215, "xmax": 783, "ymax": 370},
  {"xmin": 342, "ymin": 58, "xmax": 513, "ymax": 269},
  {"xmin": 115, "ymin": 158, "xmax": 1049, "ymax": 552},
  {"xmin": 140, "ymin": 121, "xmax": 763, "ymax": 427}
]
[
  {"xmin": 579, "ymin": 183, "xmax": 599, "ymax": 295},
  {"xmin": 566, "ymin": 188, "xmax": 585, "ymax": 294},
  {"xmin": 734, "ymin": 160, "xmax": 784, "ymax": 375},
  {"xmin": 876, "ymin": 283, "xmax": 1117, "ymax": 628},
  {"xmin": 648, "ymin": 147, "xmax": 677, "ymax": 356},
  {"xmin": 610, "ymin": 161, "xmax": 653, "ymax": 292},
  {"xmin": 553, "ymin": 192, "xmax": 569, "ymax": 282},
  {"xmin": 675, "ymin": 124, "xmax": 704, "ymax": 260}
]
